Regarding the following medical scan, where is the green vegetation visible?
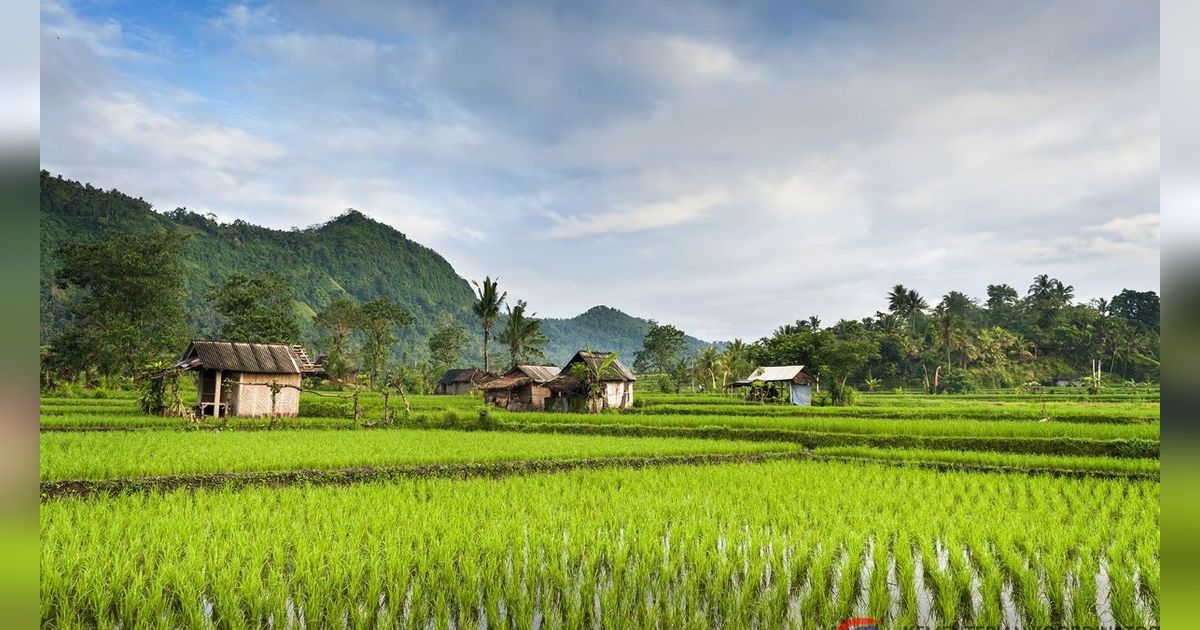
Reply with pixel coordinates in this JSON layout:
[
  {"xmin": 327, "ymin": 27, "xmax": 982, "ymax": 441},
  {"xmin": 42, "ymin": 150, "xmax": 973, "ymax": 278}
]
[
  {"xmin": 40, "ymin": 429, "xmax": 800, "ymax": 481},
  {"xmin": 41, "ymin": 460, "xmax": 1158, "ymax": 628},
  {"xmin": 811, "ymin": 446, "xmax": 1158, "ymax": 476}
]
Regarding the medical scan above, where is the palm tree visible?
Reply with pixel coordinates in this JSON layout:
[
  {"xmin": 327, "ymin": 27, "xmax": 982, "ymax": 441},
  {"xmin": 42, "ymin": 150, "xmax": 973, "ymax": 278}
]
[
  {"xmin": 496, "ymin": 299, "xmax": 549, "ymax": 370},
  {"xmin": 696, "ymin": 345, "xmax": 721, "ymax": 390},
  {"xmin": 471, "ymin": 277, "xmax": 507, "ymax": 373},
  {"xmin": 888, "ymin": 284, "xmax": 928, "ymax": 335},
  {"xmin": 932, "ymin": 305, "xmax": 966, "ymax": 368},
  {"xmin": 721, "ymin": 339, "xmax": 749, "ymax": 386}
]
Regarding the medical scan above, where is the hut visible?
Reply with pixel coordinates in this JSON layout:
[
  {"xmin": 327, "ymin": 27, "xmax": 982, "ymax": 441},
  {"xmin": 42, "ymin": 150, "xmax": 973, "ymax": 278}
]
[
  {"xmin": 478, "ymin": 365, "xmax": 563, "ymax": 411},
  {"xmin": 560, "ymin": 350, "xmax": 637, "ymax": 411},
  {"xmin": 436, "ymin": 368, "xmax": 493, "ymax": 395},
  {"xmin": 731, "ymin": 365, "xmax": 814, "ymax": 405},
  {"xmin": 172, "ymin": 340, "xmax": 319, "ymax": 417}
]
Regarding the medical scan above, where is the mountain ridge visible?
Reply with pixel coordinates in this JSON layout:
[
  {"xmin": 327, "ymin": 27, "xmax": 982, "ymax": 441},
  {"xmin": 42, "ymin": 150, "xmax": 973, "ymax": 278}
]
[{"xmin": 39, "ymin": 171, "xmax": 712, "ymax": 366}]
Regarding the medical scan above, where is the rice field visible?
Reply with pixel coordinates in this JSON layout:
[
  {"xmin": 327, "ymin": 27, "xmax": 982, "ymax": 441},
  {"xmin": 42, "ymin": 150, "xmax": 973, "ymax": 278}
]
[
  {"xmin": 38, "ymin": 387, "xmax": 1159, "ymax": 628},
  {"xmin": 41, "ymin": 460, "xmax": 1158, "ymax": 629},
  {"xmin": 39, "ymin": 428, "xmax": 800, "ymax": 481}
]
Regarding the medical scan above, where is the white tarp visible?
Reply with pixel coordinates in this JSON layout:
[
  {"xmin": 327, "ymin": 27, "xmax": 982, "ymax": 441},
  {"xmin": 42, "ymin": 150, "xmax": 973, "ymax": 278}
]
[{"xmin": 788, "ymin": 384, "xmax": 812, "ymax": 406}]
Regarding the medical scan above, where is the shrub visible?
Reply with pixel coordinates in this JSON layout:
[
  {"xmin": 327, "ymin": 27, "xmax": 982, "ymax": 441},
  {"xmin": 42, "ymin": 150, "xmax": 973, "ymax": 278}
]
[
  {"xmin": 940, "ymin": 370, "xmax": 979, "ymax": 394},
  {"xmin": 811, "ymin": 390, "xmax": 832, "ymax": 407}
]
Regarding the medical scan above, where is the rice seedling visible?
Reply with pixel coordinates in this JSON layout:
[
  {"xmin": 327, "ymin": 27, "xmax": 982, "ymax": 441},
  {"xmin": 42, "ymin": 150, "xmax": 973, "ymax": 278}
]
[{"xmin": 41, "ymin": 459, "xmax": 1158, "ymax": 629}]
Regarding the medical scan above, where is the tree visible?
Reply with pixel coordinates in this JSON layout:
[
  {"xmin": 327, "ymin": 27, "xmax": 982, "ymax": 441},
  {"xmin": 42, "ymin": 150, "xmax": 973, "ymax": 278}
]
[
  {"xmin": 472, "ymin": 277, "xmax": 507, "ymax": 373},
  {"xmin": 930, "ymin": 304, "xmax": 967, "ymax": 369},
  {"xmin": 720, "ymin": 339, "xmax": 752, "ymax": 385},
  {"xmin": 427, "ymin": 319, "xmax": 471, "ymax": 373},
  {"xmin": 1110, "ymin": 289, "xmax": 1159, "ymax": 333},
  {"xmin": 695, "ymin": 345, "xmax": 722, "ymax": 390},
  {"xmin": 496, "ymin": 300, "xmax": 549, "ymax": 369},
  {"xmin": 313, "ymin": 296, "xmax": 361, "ymax": 383},
  {"xmin": 633, "ymin": 322, "xmax": 688, "ymax": 374},
  {"xmin": 815, "ymin": 334, "xmax": 879, "ymax": 405},
  {"xmin": 356, "ymin": 298, "xmax": 413, "ymax": 388},
  {"xmin": 887, "ymin": 284, "xmax": 928, "ymax": 334},
  {"xmin": 207, "ymin": 272, "xmax": 300, "ymax": 344},
  {"xmin": 53, "ymin": 233, "xmax": 188, "ymax": 379}
]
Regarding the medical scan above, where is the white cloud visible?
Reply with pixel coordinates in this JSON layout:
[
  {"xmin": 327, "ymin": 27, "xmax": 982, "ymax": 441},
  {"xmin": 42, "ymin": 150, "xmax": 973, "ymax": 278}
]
[{"xmin": 541, "ymin": 190, "xmax": 727, "ymax": 239}]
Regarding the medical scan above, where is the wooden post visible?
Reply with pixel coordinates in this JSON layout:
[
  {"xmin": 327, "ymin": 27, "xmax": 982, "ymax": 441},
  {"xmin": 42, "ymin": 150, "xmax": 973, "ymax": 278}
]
[{"xmin": 213, "ymin": 370, "xmax": 223, "ymax": 418}]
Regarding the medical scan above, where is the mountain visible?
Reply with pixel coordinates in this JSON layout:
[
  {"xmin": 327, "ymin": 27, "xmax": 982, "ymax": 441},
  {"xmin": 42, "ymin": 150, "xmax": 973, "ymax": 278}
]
[
  {"xmin": 540, "ymin": 306, "xmax": 710, "ymax": 365},
  {"xmin": 40, "ymin": 172, "xmax": 714, "ymax": 366}
]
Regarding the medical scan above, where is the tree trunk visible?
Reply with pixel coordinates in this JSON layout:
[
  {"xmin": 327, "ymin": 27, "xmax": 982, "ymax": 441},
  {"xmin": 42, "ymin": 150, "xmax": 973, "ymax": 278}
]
[{"xmin": 482, "ymin": 325, "xmax": 491, "ymax": 373}]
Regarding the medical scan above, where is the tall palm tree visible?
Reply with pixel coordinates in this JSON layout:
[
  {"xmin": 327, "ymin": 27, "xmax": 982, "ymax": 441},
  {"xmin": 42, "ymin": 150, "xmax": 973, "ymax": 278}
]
[
  {"xmin": 696, "ymin": 345, "xmax": 721, "ymax": 390},
  {"xmin": 932, "ymin": 305, "xmax": 966, "ymax": 368},
  {"xmin": 471, "ymin": 277, "xmax": 507, "ymax": 373},
  {"xmin": 496, "ymin": 299, "xmax": 549, "ymax": 369},
  {"xmin": 888, "ymin": 284, "xmax": 928, "ymax": 335}
]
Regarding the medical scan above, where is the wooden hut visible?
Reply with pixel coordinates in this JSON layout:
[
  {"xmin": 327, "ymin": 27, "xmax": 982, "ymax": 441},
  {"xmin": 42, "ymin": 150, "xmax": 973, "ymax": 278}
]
[
  {"xmin": 560, "ymin": 351, "xmax": 637, "ymax": 410},
  {"xmin": 436, "ymin": 368, "xmax": 493, "ymax": 395},
  {"xmin": 478, "ymin": 365, "xmax": 562, "ymax": 411},
  {"xmin": 730, "ymin": 365, "xmax": 814, "ymax": 405},
  {"xmin": 173, "ymin": 340, "xmax": 319, "ymax": 417}
]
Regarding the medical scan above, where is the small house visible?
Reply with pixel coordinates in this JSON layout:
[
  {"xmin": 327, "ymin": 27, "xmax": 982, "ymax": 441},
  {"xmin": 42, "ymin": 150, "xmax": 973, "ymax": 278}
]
[
  {"xmin": 479, "ymin": 364, "xmax": 563, "ymax": 411},
  {"xmin": 173, "ymin": 340, "xmax": 319, "ymax": 417},
  {"xmin": 560, "ymin": 350, "xmax": 636, "ymax": 411},
  {"xmin": 731, "ymin": 365, "xmax": 814, "ymax": 405},
  {"xmin": 436, "ymin": 368, "xmax": 494, "ymax": 395}
]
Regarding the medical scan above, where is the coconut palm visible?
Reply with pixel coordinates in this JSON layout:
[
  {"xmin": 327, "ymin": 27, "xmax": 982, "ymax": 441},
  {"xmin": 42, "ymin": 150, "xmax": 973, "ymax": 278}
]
[
  {"xmin": 887, "ymin": 284, "xmax": 928, "ymax": 335},
  {"xmin": 471, "ymin": 276, "xmax": 507, "ymax": 373},
  {"xmin": 695, "ymin": 345, "xmax": 721, "ymax": 390},
  {"xmin": 496, "ymin": 299, "xmax": 549, "ymax": 370}
]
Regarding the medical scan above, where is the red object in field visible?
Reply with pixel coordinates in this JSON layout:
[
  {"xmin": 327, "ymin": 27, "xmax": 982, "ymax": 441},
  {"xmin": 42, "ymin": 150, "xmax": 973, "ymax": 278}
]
[{"xmin": 836, "ymin": 618, "xmax": 881, "ymax": 630}]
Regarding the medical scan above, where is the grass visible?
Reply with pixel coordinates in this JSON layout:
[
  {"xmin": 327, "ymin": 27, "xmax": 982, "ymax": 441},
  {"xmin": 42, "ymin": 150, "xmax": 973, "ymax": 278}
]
[
  {"xmin": 41, "ymin": 459, "xmax": 1158, "ymax": 628},
  {"xmin": 810, "ymin": 445, "xmax": 1159, "ymax": 476},
  {"xmin": 497, "ymin": 409, "xmax": 1159, "ymax": 441},
  {"xmin": 39, "ymin": 429, "xmax": 802, "ymax": 481}
]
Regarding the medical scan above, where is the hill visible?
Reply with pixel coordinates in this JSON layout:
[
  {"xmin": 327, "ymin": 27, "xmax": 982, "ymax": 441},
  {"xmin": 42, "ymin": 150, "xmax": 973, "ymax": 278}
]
[
  {"xmin": 40, "ymin": 172, "xmax": 713, "ymax": 365},
  {"xmin": 540, "ymin": 306, "xmax": 710, "ymax": 365}
]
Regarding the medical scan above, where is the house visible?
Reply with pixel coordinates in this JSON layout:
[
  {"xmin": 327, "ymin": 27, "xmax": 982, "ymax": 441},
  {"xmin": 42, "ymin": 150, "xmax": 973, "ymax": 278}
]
[
  {"xmin": 436, "ymin": 368, "xmax": 493, "ymax": 395},
  {"xmin": 172, "ymin": 340, "xmax": 320, "ymax": 417},
  {"xmin": 560, "ymin": 350, "xmax": 636, "ymax": 411},
  {"xmin": 478, "ymin": 364, "xmax": 564, "ymax": 411},
  {"xmin": 731, "ymin": 365, "xmax": 815, "ymax": 405}
]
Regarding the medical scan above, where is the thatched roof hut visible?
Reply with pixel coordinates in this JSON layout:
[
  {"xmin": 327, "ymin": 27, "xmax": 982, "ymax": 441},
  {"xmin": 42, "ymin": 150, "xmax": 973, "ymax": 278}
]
[{"xmin": 173, "ymin": 340, "xmax": 318, "ymax": 418}]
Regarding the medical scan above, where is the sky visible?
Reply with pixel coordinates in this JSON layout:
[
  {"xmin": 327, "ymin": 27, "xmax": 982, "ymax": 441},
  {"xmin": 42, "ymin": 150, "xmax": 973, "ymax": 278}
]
[{"xmin": 40, "ymin": 0, "xmax": 1160, "ymax": 341}]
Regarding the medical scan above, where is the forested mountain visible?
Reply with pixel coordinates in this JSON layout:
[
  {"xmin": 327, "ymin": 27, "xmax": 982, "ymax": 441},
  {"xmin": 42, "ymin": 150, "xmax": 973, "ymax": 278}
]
[
  {"xmin": 540, "ymin": 306, "xmax": 710, "ymax": 365},
  {"xmin": 40, "ymin": 172, "xmax": 708, "ymax": 366}
]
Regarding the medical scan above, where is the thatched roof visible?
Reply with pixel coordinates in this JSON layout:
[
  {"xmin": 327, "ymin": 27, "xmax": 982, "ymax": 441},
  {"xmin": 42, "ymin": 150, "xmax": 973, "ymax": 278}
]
[
  {"xmin": 562, "ymin": 351, "xmax": 636, "ymax": 382},
  {"xmin": 438, "ymin": 368, "xmax": 492, "ymax": 386},
  {"xmin": 175, "ymin": 340, "xmax": 304, "ymax": 374}
]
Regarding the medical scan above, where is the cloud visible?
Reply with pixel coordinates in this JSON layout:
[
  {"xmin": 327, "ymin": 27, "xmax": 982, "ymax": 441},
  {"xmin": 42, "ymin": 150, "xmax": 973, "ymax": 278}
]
[
  {"xmin": 541, "ymin": 190, "xmax": 727, "ymax": 239},
  {"xmin": 39, "ymin": 0, "xmax": 1159, "ymax": 339}
]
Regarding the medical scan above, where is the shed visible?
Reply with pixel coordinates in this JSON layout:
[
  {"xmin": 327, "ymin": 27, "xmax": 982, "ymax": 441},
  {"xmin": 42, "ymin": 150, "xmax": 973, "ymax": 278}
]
[
  {"xmin": 436, "ymin": 368, "xmax": 494, "ymax": 395},
  {"xmin": 173, "ymin": 340, "xmax": 318, "ymax": 417},
  {"xmin": 731, "ymin": 365, "xmax": 814, "ymax": 405},
  {"xmin": 560, "ymin": 350, "xmax": 636, "ymax": 410},
  {"xmin": 478, "ymin": 364, "xmax": 563, "ymax": 411}
]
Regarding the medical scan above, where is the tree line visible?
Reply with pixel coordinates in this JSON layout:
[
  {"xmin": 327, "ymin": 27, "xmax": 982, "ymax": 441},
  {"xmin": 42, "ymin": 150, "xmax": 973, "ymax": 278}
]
[
  {"xmin": 41, "ymin": 233, "xmax": 553, "ymax": 394},
  {"xmin": 631, "ymin": 277, "xmax": 1159, "ymax": 403}
]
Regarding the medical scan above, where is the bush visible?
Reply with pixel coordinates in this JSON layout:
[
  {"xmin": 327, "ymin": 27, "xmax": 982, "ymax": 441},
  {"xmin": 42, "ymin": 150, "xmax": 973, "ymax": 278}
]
[
  {"xmin": 811, "ymin": 390, "xmax": 832, "ymax": 407},
  {"xmin": 940, "ymin": 370, "xmax": 979, "ymax": 394},
  {"xmin": 657, "ymin": 377, "xmax": 676, "ymax": 394}
]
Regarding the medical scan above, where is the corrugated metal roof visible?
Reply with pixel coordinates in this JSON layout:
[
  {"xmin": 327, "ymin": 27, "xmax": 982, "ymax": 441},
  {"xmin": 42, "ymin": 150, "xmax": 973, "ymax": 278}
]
[
  {"xmin": 735, "ymin": 365, "xmax": 806, "ymax": 384},
  {"xmin": 182, "ymin": 340, "xmax": 302, "ymax": 374},
  {"xmin": 517, "ymin": 365, "xmax": 562, "ymax": 383},
  {"xmin": 563, "ymin": 351, "xmax": 636, "ymax": 381}
]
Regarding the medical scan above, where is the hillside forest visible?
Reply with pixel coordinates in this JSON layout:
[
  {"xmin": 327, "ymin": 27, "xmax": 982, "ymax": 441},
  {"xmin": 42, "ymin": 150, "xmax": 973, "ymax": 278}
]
[{"xmin": 40, "ymin": 171, "xmax": 1159, "ymax": 400}]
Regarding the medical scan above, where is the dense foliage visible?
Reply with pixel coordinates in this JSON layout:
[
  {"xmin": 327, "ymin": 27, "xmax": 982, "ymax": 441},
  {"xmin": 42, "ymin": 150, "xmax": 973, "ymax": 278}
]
[{"xmin": 675, "ymin": 280, "xmax": 1159, "ymax": 396}]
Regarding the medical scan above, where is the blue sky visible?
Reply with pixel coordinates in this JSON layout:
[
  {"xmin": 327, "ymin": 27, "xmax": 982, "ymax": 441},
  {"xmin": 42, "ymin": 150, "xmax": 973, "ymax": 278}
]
[{"xmin": 41, "ymin": 0, "xmax": 1159, "ymax": 340}]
